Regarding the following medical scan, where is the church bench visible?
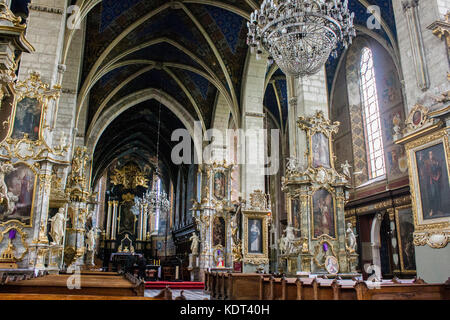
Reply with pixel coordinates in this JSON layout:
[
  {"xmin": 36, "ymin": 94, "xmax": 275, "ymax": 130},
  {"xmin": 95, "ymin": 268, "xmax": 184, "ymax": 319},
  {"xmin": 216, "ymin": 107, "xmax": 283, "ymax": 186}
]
[
  {"xmin": 354, "ymin": 281, "xmax": 450, "ymax": 300},
  {"xmin": 0, "ymin": 273, "xmax": 145, "ymax": 297},
  {"xmin": 0, "ymin": 293, "xmax": 165, "ymax": 300}
]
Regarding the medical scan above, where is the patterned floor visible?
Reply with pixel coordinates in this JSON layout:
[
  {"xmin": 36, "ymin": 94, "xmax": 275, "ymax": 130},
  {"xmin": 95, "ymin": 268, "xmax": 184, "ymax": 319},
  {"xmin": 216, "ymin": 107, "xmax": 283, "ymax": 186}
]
[{"xmin": 145, "ymin": 289, "xmax": 210, "ymax": 300}]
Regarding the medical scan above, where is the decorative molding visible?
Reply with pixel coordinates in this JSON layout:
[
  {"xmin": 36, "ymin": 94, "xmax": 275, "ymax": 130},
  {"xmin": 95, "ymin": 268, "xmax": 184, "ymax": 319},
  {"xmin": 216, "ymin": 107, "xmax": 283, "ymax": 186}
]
[
  {"xmin": 28, "ymin": 5, "xmax": 64, "ymax": 15},
  {"xmin": 413, "ymin": 231, "xmax": 449, "ymax": 249},
  {"xmin": 245, "ymin": 112, "xmax": 265, "ymax": 118}
]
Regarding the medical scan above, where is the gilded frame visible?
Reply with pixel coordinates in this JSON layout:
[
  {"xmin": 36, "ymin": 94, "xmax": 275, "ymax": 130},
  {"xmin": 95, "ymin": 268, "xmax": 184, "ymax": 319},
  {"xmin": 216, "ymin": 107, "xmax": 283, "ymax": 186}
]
[
  {"xmin": 406, "ymin": 129, "xmax": 450, "ymax": 232},
  {"xmin": 307, "ymin": 127, "xmax": 335, "ymax": 170},
  {"xmin": 310, "ymin": 187, "xmax": 338, "ymax": 240},
  {"xmin": 242, "ymin": 210, "xmax": 269, "ymax": 265},
  {"xmin": 394, "ymin": 204, "xmax": 417, "ymax": 274},
  {"xmin": 0, "ymin": 161, "xmax": 38, "ymax": 228},
  {"xmin": 8, "ymin": 95, "xmax": 45, "ymax": 142},
  {"xmin": 212, "ymin": 214, "xmax": 227, "ymax": 248},
  {"xmin": 0, "ymin": 83, "xmax": 15, "ymax": 145},
  {"xmin": 0, "ymin": 222, "xmax": 29, "ymax": 261}
]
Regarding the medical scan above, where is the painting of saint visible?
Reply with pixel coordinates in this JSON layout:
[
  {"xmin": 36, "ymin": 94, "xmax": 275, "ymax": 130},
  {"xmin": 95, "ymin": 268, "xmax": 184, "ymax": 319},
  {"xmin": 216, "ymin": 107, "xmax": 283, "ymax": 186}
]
[
  {"xmin": 11, "ymin": 97, "xmax": 42, "ymax": 140},
  {"xmin": 0, "ymin": 163, "xmax": 35, "ymax": 225},
  {"xmin": 291, "ymin": 198, "xmax": 301, "ymax": 237},
  {"xmin": 119, "ymin": 203, "xmax": 136, "ymax": 234},
  {"xmin": 212, "ymin": 216, "xmax": 226, "ymax": 247},
  {"xmin": 397, "ymin": 207, "xmax": 416, "ymax": 271},
  {"xmin": 312, "ymin": 189, "xmax": 335, "ymax": 238},
  {"xmin": 213, "ymin": 172, "xmax": 226, "ymax": 200},
  {"xmin": 248, "ymin": 218, "xmax": 262, "ymax": 253},
  {"xmin": 214, "ymin": 248, "xmax": 225, "ymax": 268},
  {"xmin": 415, "ymin": 143, "xmax": 450, "ymax": 220},
  {"xmin": 0, "ymin": 89, "xmax": 14, "ymax": 143},
  {"xmin": 312, "ymin": 133, "xmax": 330, "ymax": 168}
]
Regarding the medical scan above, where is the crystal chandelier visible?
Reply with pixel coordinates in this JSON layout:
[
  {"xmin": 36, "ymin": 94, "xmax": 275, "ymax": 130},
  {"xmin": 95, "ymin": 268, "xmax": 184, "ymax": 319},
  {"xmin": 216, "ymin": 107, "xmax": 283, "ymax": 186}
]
[
  {"xmin": 247, "ymin": 0, "xmax": 356, "ymax": 77},
  {"xmin": 131, "ymin": 81, "xmax": 170, "ymax": 218}
]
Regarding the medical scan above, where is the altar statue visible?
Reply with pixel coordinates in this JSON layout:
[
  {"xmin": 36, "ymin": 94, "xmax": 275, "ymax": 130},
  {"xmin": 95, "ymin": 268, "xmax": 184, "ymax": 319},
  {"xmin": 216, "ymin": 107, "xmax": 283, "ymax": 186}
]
[
  {"xmin": 86, "ymin": 227, "xmax": 97, "ymax": 252},
  {"xmin": 279, "ymin": 225, "xmax": 300, "ymax": 255},
  {"xmin": 346, "ymin": 223, "xmax": 357, "ymax": 253},
  {"xmin": 49, "ymin": 208, "xmax": 68, "ymax": 245},
  {"xmin": 190, "ymin": 233, "xmax": 200, "ymax": 255},
  {"xmin": 0, "ymin": 162, "xmax": 16, "ymax": 216}
]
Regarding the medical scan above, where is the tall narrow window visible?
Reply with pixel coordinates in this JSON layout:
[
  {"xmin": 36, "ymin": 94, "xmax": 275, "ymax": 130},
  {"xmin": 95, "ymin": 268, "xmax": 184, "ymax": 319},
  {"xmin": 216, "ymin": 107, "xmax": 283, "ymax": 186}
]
[{"xmin": 359, "ymin": 47, "xmax": 386, "ymax": 179}]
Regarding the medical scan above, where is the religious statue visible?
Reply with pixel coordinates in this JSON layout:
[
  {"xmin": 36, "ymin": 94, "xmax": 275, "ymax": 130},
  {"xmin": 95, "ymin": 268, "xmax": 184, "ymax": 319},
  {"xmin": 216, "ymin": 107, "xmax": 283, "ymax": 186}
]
[
  {"xmin": 190, "ymin": 232, "xmax": 200, "ymax": 256},
  {"xmin": 49, "ymin": 207, "xmax": 68, "ymax": 245},
  {"xmin": 0, "ymin": 162, "xmax": 16, "ymax": 216},
  {"xmin": 85, "ymin": 227, "xmax": 99, "ymax": 266},
  {"xmin": 286, "ymin": 157, "xmax": 299, "ymax": 172},
  {"xmin": 86, "ymin": 228, "xmax": 98, "ymax": 252},
  {"xmin": 279, "ymin": 225, "xmax": 301, "ymax": 255},
  {"xmin": 345, "ymin": 223, "xmax": 357, "ymax": 253},
  {"xmin": 341, "ymin": 160, "xmax": 352, "ymax": 179}
]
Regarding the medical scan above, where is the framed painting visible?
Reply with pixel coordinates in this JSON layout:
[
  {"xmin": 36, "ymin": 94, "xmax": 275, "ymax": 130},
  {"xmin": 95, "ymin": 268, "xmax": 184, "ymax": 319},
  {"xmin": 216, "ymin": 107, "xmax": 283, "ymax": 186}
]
[
  {"xmin": 395, "ymin": 205, "xmax": 417, "ymax": 273},
  {"xmin": 311, "ymin": 132, "xmax": 331, "ymax": 168},
  {"xmin": 213, "ymin": 171, "xmax": 226, "ymax": 200},
  {"xmin": 10, "ymin": 97, "xmax": 43, "ymax": 141},
  {"xmin": 118, "ymin": 202, "xmax": 136, "ymax": 235},
  {"xmin": 243, "ymin": 210, "xmax": 269, "ymax": 265},
  {"xmin": 290, "ymin": 197, "xmax": 301, "ymax": 237},
  {"xmin": 0, "ymin": 85, "xmax": 15, "ymax": 143},
  {"xmin": 407, "ymin": 130, "xmax": 450, "ymax": 230},
  {"xmin": 311, "ymin": 189, "xmax": 336, "ymax": 239},
  {"xmin": 212, "ymin": 216, "xmax": 226, "ymax": 247},
  {"xmin": 248, "ymin": 218, "xmax": 263, "ymax": 254},
  {"xmin": 0, "ymin": 162, "xmax": 37, "ymax": 227}
]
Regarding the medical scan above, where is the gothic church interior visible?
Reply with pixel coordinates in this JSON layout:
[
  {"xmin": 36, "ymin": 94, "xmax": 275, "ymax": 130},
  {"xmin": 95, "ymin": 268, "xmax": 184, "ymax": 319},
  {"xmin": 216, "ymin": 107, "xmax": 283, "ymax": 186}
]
[{"xmin": 0, "ymin": 0, "xmax": 448, "ymax": 301}]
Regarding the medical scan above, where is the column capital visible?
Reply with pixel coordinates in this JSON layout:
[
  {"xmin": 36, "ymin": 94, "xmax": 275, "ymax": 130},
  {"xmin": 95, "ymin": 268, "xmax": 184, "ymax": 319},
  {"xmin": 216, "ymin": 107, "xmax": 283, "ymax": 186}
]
[{"xmin": 402, "ymin": 0, "xmax": 419, "ymax": 12}]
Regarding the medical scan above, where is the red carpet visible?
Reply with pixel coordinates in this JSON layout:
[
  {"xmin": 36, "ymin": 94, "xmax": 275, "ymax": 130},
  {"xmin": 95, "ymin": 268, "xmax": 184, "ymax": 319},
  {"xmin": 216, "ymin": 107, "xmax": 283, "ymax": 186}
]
[{"xmin": 145, "ymin": 281, "xmax": 205, "ymax": 290}]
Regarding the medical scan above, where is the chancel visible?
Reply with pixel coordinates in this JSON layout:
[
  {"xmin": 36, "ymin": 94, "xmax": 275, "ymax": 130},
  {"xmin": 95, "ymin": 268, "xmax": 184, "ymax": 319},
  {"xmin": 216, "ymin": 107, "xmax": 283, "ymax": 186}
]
[{"xmin": 0, "ymin": 0, "xmax": 447, "ymax": 302}]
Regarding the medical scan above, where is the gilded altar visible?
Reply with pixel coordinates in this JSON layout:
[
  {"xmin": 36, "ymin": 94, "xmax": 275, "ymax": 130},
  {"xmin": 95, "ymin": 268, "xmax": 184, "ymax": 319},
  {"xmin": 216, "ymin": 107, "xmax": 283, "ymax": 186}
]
[{"xmin": 282, "ymin": 111, "xmax": 358, "ymax": 275}]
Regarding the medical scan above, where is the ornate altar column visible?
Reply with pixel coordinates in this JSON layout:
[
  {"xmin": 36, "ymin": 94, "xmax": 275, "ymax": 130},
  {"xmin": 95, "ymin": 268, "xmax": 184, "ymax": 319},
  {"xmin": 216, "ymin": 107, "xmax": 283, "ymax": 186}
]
[
  {"xmin": 193, "ymin": 161, "xmax": 234, "ymax": 280},
  {"xmin": 64, "ymin": 147, "xmax": 91, "ymax": 268}
]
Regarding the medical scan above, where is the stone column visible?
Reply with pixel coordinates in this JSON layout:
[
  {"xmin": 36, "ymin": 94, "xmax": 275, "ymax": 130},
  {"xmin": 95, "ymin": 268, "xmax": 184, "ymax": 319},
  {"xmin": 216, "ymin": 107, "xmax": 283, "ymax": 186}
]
[
  {"xmin": 393, "ymin": 0, "xmax": 449, "ymax": 112},
  {"xmin": 18, "ymin": 0, "xmax": 66, "ymax": 85},
  {"xmin": 240, "ymin": 52, "xmax": 267, "ymax": 203}
]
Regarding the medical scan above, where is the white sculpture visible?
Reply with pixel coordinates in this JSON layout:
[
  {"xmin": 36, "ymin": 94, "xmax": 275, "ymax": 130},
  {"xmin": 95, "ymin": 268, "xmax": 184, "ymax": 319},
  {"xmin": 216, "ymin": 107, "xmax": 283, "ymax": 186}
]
[
  {"xmin": 190, "ymin": 233, "xmax": 200, "ymax": 256},
  {"xmin": 279, "ymin": 225, "xmax": 301, "ymax": 255},
  {"xmin": 85, "ymin": 227, "xmax": 99, "ymax": 266},
  {"xmin": 346, "ymin": 223, "xmax": 357, "ymax": 253},
  {"xmin": 0, "ymin": 162, "xmax": 16, "ymax": 216},
  {"xmin": 341, "ymin": 160, "xmax": 352, "ymax": 179},
  {"xmin": 86, "ymin": 228, "xmax": 98, "ymax": 252},
  {"xmin": 286, "ymin": 157, "xmax": 299, "ymax": 172},
  {"xmin": 49, "ymin": 208, "xmax": 68, "ymax": 245}
]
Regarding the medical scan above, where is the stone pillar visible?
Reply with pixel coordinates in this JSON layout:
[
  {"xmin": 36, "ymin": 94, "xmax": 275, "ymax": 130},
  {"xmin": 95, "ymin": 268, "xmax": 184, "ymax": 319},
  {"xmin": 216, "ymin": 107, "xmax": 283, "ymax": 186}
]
[
  {"xmin": 393, "ymin": 0, "xmax": 449, "ymax": 112},
  {"xmin": 287, "ymin": 69, "xmax": 329, "ymax": 162},
  {"xmin": 18, "ymin": 0, "xmax": 66, "ymax": 85},
  {"xmin": 240, "ymin": 52, "xmax": 267, "ymax": 203}
]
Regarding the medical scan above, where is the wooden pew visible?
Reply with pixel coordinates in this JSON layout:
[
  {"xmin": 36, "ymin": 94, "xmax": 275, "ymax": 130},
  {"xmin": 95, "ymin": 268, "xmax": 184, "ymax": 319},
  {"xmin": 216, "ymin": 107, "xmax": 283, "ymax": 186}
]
[
  {"xmin": 0, "ymin": 273, "xmax": 144, "ymax": 297},
  {"xmin": 354, "ymin": 280, "xmax": 449, "ymax": 300},
  {"xmin": 0, "ymin": 293, "xmax": 164, "ymax": 300}
]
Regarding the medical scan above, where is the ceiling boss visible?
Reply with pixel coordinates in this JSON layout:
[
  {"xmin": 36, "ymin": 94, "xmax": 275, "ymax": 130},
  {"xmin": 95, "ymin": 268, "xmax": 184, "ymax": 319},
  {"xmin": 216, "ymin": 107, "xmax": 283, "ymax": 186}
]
[{"xmin": 247, "ymin": 0, "xmax": 356, "ymax": 77}]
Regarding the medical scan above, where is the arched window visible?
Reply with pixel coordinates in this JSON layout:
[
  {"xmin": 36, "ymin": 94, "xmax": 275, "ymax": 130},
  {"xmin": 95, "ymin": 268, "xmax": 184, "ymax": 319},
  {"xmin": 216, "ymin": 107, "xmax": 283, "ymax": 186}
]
[{"xmin": 359, "ymin": 47, "xmax": 385, "ymax": 179}]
